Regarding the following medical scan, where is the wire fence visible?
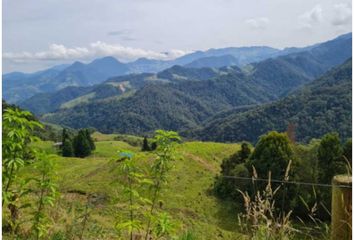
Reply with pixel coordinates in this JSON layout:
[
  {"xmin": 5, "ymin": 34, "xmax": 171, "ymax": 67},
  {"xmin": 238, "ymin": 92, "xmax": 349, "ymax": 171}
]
[{"xmin": 219, "ymin": 175, "xmax": 352, "ymax": 188}]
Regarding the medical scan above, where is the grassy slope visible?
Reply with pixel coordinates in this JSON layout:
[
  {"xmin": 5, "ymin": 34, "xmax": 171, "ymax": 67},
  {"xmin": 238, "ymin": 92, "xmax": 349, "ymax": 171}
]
[{"xmin": 28, "ymin": 134, "xmax": 245, "ymax": 239}]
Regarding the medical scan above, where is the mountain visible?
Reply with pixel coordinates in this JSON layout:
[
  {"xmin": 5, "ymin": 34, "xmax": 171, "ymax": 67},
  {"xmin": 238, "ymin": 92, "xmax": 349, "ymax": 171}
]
[
  {"xmin": 188, "ymin": 58, "xmax": 352, "ymax": 143},
  {"xmin": 7, "ymin": 34, "xmax": 349, "ymax": 104},
  {"xmin": 184, "ymin": 55, "xmax": 239, "ymax": 68},
  {"xmin": 3, "ymin": 57, "xmax": 129, "ymax": 103},
  {"xmin": 20, "ymin": 32, "xmax": 352, "ymax": 117},
  {"xmin": 174, "ymin": 46, "xmax": 280, "ymax": 66},
  {"xmin": 38, "ymin": 32, "xmax": 352, "ymax": 135}
]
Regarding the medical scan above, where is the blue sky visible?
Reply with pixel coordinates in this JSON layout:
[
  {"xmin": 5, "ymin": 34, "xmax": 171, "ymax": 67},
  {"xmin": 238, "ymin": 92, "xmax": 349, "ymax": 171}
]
[{"xmin": 3, "ymin": 0, "xmax": 352, "ymax": 73}]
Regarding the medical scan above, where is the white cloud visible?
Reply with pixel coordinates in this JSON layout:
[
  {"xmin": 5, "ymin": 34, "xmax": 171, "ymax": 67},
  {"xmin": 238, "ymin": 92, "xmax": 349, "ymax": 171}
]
[
  {"xmin": 245, "ymin": 17, "xmax": 269, "ymax": 30},
  {"xmin": 3, "ymin": 42, "xmax": 187, "ymax": 63},
  {"xmin": 298, "ymin": 5, "xmax": 323, "ymax": 29},
  {"xmin": 331, "ymin": 3, "xmax": 352, "ymax": 26}
]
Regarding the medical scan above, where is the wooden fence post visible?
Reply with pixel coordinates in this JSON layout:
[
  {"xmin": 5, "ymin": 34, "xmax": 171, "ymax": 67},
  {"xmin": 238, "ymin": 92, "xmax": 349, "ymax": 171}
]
[{"xmin": 331, "ymin": 175, "xmax": 352, "ymax": 240}]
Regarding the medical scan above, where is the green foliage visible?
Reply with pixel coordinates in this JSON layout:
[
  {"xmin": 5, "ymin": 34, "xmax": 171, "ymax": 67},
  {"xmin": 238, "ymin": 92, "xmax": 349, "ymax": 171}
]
[
  {"xmin": 142, "ymin": 137, "xmax": 151, "ymax": 151},
  {"xmin": 317, "ymin": 132, "xmax": 344, "ymax": 184},
  {"xmin": 73, "ymin": 129, "xmax": 93, "ymax": 158},
  {"xmin": 2, "ymin": 108, "xmax": 43, "ymax": 206},
  {"xmin": 343, "ymin": 138, "xmax": 352, "ymax": 166},
  {"xmin": 115, "ymin": 151, "xmax": 145, "ymax": 239},
  {"xmin": 191, "ymin": 59, "xmax": 352, "ymax": 143},
  {"xmin": 214, "ymin": 143, "xmax": 252, "ymax": 199},
  {"xmin": 145, "ymin": 130, "xmax": 181, "ymax": 239},
  {"xmin": 84, "ymin": 129, "xmax": 96, "ymax": 151},
  {"xmin": 31, "ymin": 155, "xmax": 58, "ymax": 239},
  {"xmin": 62, "ymin": 138, "xmax": 74, "ymax": 157},
  {"xmin": 61, "ymin": 128, "xmax": 74, "ymax": 157},
  {"xmin": 113, "ymin": 130, "xmax": 181, "ymax": 239},
  {"xmin": 249, "ymin": 131, "xmax": 293, "ymax": 180}
]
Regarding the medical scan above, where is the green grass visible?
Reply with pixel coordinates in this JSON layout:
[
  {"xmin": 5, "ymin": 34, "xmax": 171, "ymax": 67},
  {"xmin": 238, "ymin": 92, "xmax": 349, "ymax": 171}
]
[
  {"xmin": 60, "ymin": 92, "xmax": 96, "ymax": 109},
  {"xmin": 12, "ymin": 135, "xmax": 247, "ymax": 239}
]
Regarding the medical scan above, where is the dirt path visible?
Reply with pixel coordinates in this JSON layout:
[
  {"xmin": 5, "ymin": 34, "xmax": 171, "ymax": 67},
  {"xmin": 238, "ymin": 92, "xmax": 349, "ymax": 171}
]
[{"xmin": 183, "ymin": 152, "xmax": 218, "ymax": 173}]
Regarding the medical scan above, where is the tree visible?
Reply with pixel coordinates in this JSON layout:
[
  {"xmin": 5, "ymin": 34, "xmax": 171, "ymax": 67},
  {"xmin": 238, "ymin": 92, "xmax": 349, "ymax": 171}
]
[
  {"xmin": 84, "ymin": 129, "xmax": 95, "ymax": 151},
  {"xmin": 62, "ymin": 138, "xmax": 74, "ymax": 157},
  {"xmin": 343, "ymin": 138, "xmax": 352, "ymax": 166},
  {"xmin": 220, "ymin": 142, "xmax": 251, "ymax": 175},
  {"xmin": 150, "ymin": 142, "xmax": 157, "ymax": 151},
  {"xmin": 248, "ymin": 131, "xmax": 293, "ymax": 180},
  {"xmin": 73, "ymin": 130, "xmax": 92, "ymax": 158},
  {"xmin": 317, "ymin": 132, "xmax": 344, "ymax": 219},
  {"xmin": 142, "ymin": 137, "xmax": 151, "ymax": 151},
  {"xmin": 317, "ymin": 132, "xmax": 344, "ymax": 184},
  {"xmin": 61, "ymin": 128, "xmax": 74, "ymax": 157},
  {"xmin": 214, "ymin": 142, "xmax": 251, "ymax": 199},
  {"xmin": 62, "ymin": 128, "xmax": 69, "ymax": 142}
]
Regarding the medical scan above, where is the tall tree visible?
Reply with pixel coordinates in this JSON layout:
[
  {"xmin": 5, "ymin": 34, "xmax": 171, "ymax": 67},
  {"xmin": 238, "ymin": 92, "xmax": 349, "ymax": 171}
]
[
  {"xmin": 248, "ymin": 131, "xmax": 293, "ymax": 180},
  {"xmin": 73, "ymin": 130, "xmax": 92, "ymax": 158},
  {"xmin": 142, "ymin": 137, "xmax": 151, "ymax": 151},
  {"xmin": 317, "ymin": 132, "xmax": 344, "ymax": 184},
  {"xmin": 62, "ymin": 138, "xmax": 74, "ymax": 157},
  {"xmin": 84, "ymin": 129, "xmax": 95, "ymax": 151}
]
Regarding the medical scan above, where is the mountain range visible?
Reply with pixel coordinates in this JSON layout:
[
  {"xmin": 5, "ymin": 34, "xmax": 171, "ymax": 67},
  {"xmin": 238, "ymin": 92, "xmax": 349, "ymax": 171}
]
[
  {"xmin": 4, "ymin": 33, "xmax": 340, "ymax": 104},
  {"xmin": 17, "ymin": 32, "xmax": 351, "ymax": 143}
]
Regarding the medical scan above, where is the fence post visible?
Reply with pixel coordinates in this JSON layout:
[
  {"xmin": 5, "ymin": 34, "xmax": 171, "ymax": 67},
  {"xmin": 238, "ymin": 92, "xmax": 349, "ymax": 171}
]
[{"xmin": 331, "ymin": 175, "xmax": 352, "ymax": 240}]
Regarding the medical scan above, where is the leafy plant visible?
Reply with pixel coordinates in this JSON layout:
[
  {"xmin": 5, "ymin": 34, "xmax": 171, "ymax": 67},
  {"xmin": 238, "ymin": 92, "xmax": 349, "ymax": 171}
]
[
  {"xmin": 31, "ymin": 154, "xmax": 58, "ymax": 240},
  {"xmin": 115, "ymin": 151, "xmax": 146, "ymax": 239},
  {"xmin": 2, "ymin": 108, "xmax": 43, "ymax": 234},
  {"xmin": 144, "ymin": 130, "xmax": 181, "ymax": 240}
]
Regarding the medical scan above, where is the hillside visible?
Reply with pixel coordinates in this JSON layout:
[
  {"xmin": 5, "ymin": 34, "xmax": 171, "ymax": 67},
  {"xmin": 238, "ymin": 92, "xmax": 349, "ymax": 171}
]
[
  {"xmin": 38, "ymin": 34, "xmax": 352, "ymax": 135},
  {"xmin": 23, "ymin": 136, "xmax": 244, "ymax": 239},
  {"xmin": 188, "ymin": 58, "xmax": 352, "ymax": 143}
]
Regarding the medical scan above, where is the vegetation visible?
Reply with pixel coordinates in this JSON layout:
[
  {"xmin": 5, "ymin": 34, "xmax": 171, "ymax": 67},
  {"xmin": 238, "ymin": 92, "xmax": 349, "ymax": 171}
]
[
  {"xmin": 2, "ymin": 106, "xmax": 351, "ymax": 239},
  {"xmin": 214, "ymin": 130, "xmax": 350, "ymax": 232},
  {"xmin": 60, "ymin": 128, "xmax": 96, "ymax": 158},
  {"xmin": 2, "ymin": 33, "xmax": 352, "ymax": 240},
  {"xmin": 192, "ymin": 58, "xmax": 352, "ymax": 143},
  {"xmin": 39, "ymin": 38, "xmax": 351, "ymax": 137}
]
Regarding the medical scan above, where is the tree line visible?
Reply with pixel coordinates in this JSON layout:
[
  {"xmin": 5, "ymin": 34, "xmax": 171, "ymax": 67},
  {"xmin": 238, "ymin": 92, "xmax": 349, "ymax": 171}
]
[{"xmin": 214, "ymin": 131, "xmax": 351, "ymax": 220}]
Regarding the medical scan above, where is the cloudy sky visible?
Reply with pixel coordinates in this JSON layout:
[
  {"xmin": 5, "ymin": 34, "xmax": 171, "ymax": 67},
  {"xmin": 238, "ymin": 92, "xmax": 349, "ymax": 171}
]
[{"xmin": 3, "ymin": 0, "xmax": 352, "ymax": 73}]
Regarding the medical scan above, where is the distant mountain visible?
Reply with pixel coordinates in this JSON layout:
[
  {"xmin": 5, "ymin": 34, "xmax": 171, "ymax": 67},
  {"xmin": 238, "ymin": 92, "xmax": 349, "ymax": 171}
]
[
  {"xmin": 3, "ymin": 57, "xmax": 129, "ymax": 103},
  {"xmin": 40, "ymin": 70, "xmax": 273, "ymax": 134},
  {"xmin": 185, "ymin": 55, "xmax": 239, "ymax": 68},
  {"xmin": 19, "ymin": 66, "xmax": 221, "ymax": 115},
  {"xmin": 188, "ymin": 58, "xmax": 352, "ymax": 143},
  {"xmin": 38, "ymin": 33, "xmax": 352, "ymax": 135},
  {"xmin": 6, "ymin": 33, "xmax": 351, "ymax": 104},
  {"xmin": 174, "ymin": 46, "xmax": 280, "ymax": 66}
]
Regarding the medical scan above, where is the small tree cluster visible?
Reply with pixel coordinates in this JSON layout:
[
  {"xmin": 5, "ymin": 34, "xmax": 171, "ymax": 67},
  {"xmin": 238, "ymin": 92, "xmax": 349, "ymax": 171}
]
[{"xmin": 61, "ymin": 129, "xmax": 95, "ymax": 158}]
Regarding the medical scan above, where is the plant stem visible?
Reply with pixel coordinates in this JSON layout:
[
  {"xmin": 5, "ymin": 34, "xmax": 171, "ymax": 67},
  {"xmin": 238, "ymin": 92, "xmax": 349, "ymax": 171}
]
[
  {"xmin": 35, "ymin": 171, "xmax": 46, "ymax": 240},
  {"xmin": 129, "ymin": 175, "xmax": 133, "ymax": 240},
  {"xmin": 144, "ymin": 166, "xmax": 164, "ymax": 240}
]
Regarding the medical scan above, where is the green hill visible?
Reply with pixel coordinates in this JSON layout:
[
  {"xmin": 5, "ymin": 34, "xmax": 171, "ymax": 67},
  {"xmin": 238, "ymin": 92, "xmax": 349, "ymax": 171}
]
[
  {"xmin": 25, "ymin": 136, "xmax": 244, "ymax": 239},
  {"xmin": 189, "ymin": 58, "xmax": 352, "ymax": 143}
]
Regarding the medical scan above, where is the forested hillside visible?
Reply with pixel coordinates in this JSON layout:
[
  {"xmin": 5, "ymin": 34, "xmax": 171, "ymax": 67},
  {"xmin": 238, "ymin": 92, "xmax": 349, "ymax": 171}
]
[
  {"xmin": 38, "ymin": 33, "xmax": 352, "ymax": 136},
  {"xmin": 189, "ymin": 58, "xmax": 352, "ymax": 143}
]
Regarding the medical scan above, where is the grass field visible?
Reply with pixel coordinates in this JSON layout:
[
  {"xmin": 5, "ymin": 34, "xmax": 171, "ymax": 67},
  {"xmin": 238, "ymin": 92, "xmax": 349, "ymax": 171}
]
[{"xmin": 19, "ymin": 133, "xmax": 246, "ymax": 239}]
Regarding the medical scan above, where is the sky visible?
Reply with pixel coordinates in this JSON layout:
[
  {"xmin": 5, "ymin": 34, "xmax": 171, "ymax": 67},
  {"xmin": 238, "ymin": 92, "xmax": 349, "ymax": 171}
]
[{"xmin": 3, "ymin": 0, "xmax": 352, "ymax": 73}]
